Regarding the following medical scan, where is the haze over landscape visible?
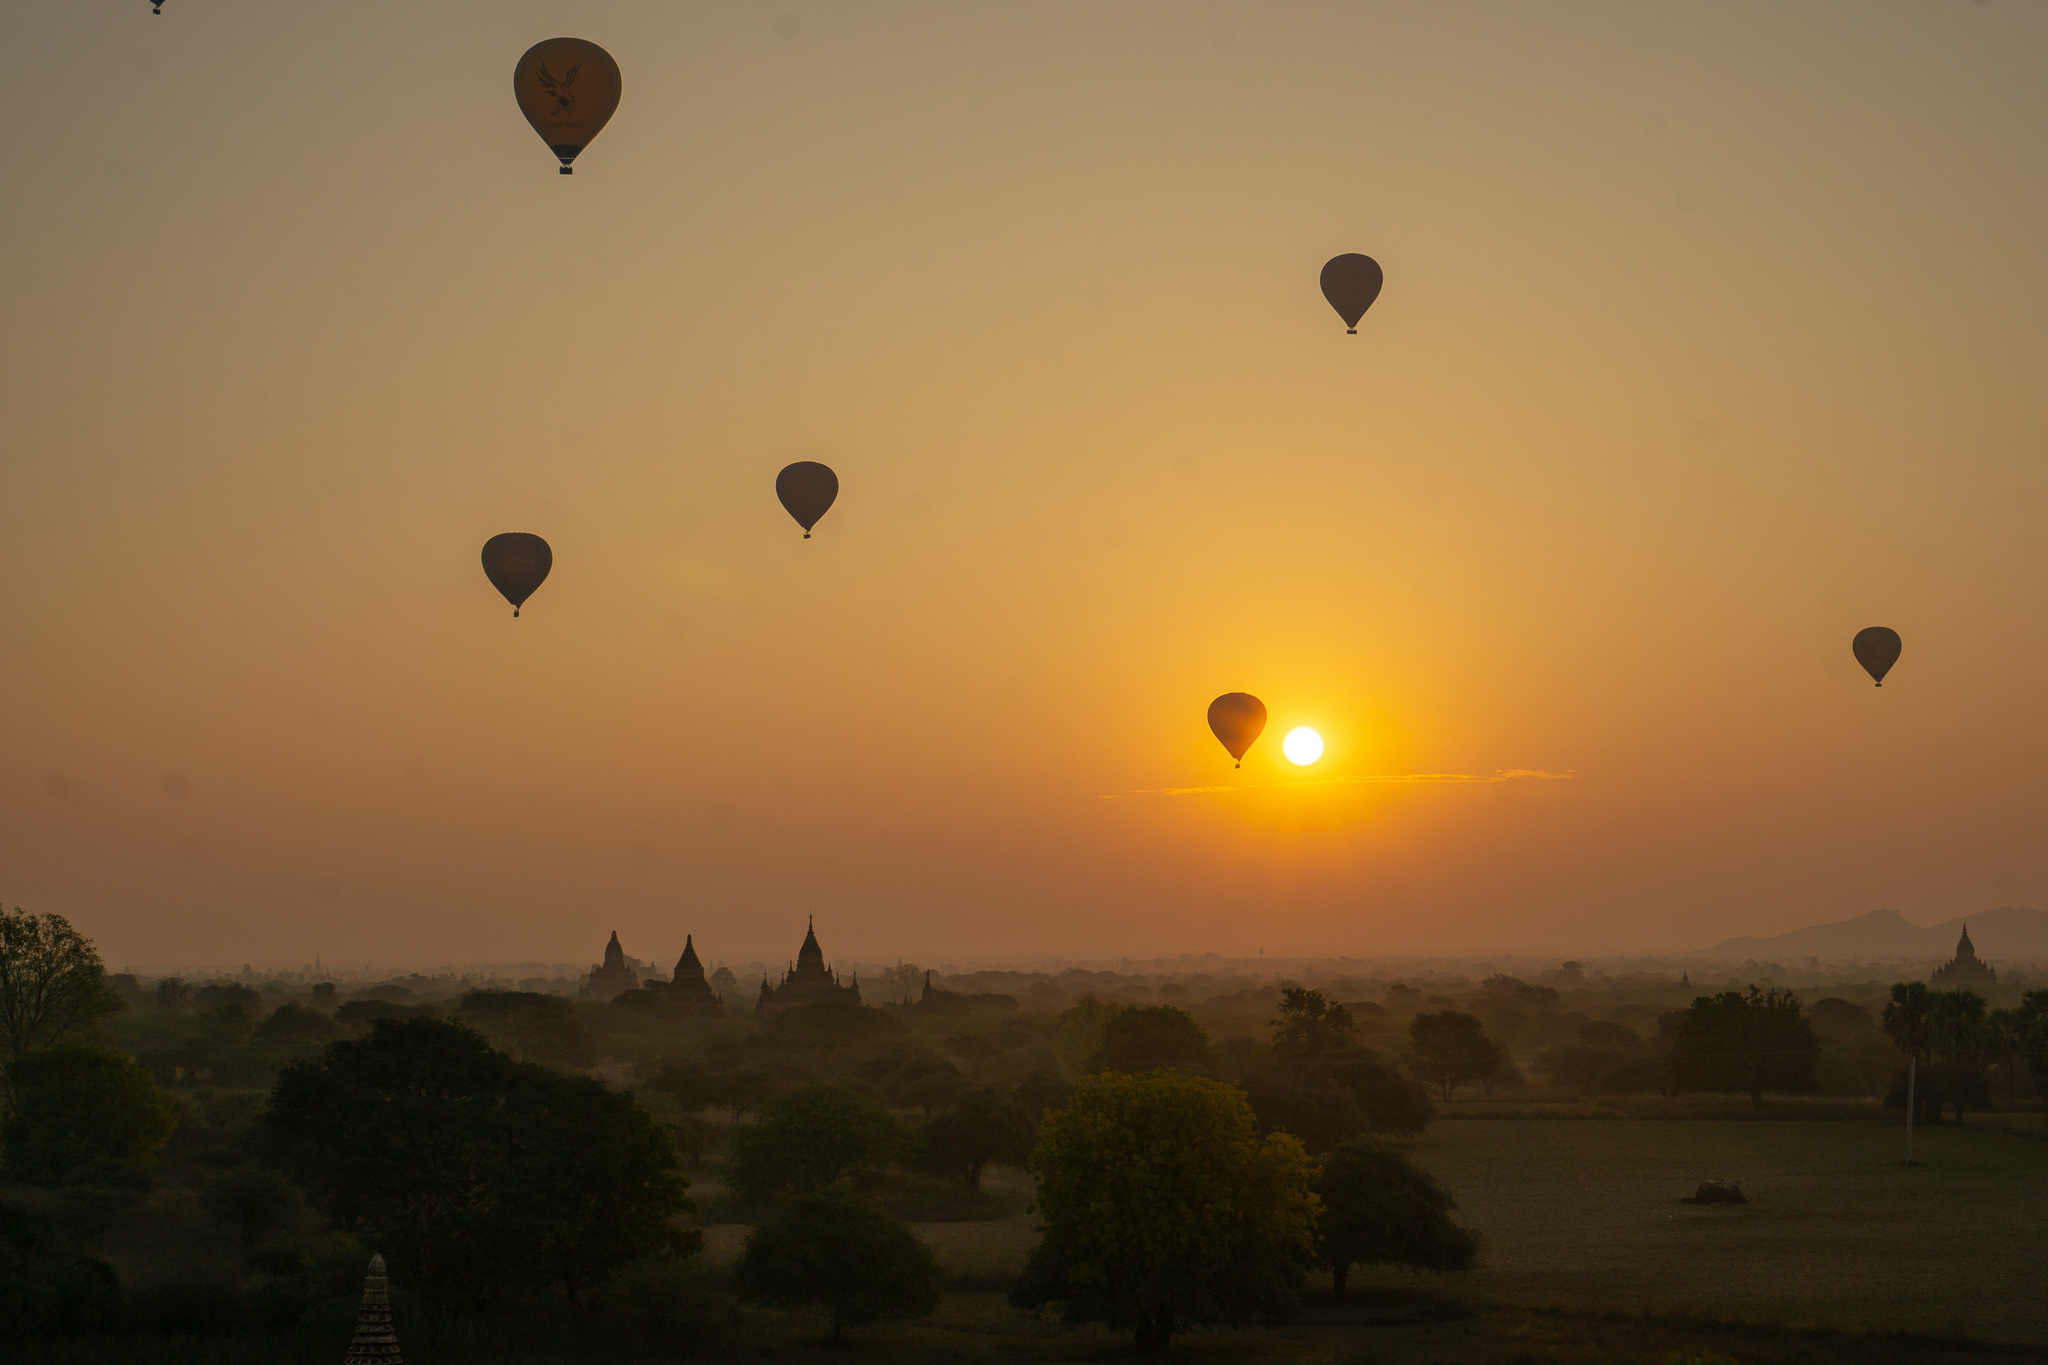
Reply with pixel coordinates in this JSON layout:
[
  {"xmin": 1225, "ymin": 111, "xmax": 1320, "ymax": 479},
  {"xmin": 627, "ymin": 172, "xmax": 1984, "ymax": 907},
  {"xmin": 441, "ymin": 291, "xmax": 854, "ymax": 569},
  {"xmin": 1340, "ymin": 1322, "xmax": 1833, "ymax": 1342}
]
[
  {"xmin": 5, "ymin": 10, "xmax": 2048, "ymax": 1365},
  {"xmin": 6, "ymin": 2, "xmax": 2047, "ymax": 971}
]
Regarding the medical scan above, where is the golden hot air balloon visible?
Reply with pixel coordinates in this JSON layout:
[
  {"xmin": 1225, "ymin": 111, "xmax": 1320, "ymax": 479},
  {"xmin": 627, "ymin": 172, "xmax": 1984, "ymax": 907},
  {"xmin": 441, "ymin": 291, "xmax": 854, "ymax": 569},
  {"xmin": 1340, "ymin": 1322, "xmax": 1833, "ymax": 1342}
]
[
  {"xmin": 1207, "ymin": 693, "xmax": 1267, "ymax": 768},
  {"xmin": 482, "ymin": 533, "xmax": 553, "ymax": 617},
  {"xmin": 513, "ymin": 39, "xmax": 621, "ymax": 175},
  {"xmin": 1852, "ymin": 626, "xmax": 1902, "ymax": 687},
  {"xmin": 776, "ymin": 462, "xmax": 839, "ymax": 539}
]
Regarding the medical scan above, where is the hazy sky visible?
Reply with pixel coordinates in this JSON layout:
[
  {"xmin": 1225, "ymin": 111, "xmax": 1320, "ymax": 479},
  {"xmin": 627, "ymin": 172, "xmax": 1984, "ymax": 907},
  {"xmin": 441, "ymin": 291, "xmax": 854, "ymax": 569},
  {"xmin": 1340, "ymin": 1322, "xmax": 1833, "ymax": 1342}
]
[{"xmin": 5, "ymin": 2, "xmax": 2045, "ymax": 968}]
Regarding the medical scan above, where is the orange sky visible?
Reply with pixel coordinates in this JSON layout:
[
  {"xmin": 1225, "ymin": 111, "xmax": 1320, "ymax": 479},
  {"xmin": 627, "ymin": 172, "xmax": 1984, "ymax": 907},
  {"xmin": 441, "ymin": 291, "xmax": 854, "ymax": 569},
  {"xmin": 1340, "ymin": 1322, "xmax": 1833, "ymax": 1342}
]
[{"xmin": 4, "ymin": 2, "xmax": 2045, "ymax": 967}]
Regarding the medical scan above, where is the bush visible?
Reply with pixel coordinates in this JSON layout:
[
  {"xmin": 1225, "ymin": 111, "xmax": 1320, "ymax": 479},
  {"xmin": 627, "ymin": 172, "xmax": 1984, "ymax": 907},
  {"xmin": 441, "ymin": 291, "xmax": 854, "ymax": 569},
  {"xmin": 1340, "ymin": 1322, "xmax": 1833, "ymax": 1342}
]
[
  {"xmin": 3, "ymin": 1044, "xmax": 178, "ymax": 1185},
  {"xmin": 733, "ymin": 1187, "xmax": 938, "ymax": 1341}
]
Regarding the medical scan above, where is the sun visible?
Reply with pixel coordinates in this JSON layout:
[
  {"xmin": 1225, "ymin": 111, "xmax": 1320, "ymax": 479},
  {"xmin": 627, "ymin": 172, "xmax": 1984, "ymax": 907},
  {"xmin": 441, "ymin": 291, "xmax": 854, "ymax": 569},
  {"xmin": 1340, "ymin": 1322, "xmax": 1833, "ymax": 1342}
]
[{"xmin": 1281, "ymin": 727, "xmax": 1324, "ymax": 766}]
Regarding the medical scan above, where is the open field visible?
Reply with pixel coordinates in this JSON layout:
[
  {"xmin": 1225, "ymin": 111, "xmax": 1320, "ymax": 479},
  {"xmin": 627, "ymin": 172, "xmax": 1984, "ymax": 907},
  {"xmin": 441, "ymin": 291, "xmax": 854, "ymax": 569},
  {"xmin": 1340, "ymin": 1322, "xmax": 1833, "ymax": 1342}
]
[{"xmin": 688, "ymin": 1117, "xmax": 2048, "ymax": 1357}]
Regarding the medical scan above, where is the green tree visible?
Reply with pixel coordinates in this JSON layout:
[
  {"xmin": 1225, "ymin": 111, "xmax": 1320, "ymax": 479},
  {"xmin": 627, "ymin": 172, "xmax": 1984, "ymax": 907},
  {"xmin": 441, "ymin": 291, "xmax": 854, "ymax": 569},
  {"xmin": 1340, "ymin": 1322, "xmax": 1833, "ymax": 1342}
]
[
  {"xmin": 0, "ymin": 910, "xmax": 122, "ymax": 1060},
  {"xmin": 917, "ymin": 1086, "xmax": 1034, "ymax": 1189},
  {"xmin": 1011, "ymin": 1070, "xmax": 1319, "ymax": 1354},
  {"xmin": 725, "ymin": 1082, "xmax": 902, "ymax": 1203},
  {"xmin": 1054, "ymin": 997, "xmax": 1122, "ymax": 1075},
  {"xmin": 456, "ymin": 989, "xmax": 596, "ymax": 1069},
  {"xmin": 255, "ymin": 1002, "xmax": 339, "ymax": 1048},
  {"xmin": 1013, "ymin": 1069, "xmax": 1072, "ymax": 1120},
  {"xmin": 1407, "ymin": 1012, "xmax": 1507, "ymax": 1101},
  {"xmin": 267, "ymin": 1017, "xmax": 694, "ymax": 1307},
  {"xmin": 1664, "ymin": 987, "xmax": 1820, "ymax": 1108},
  {"xmin": 732, "ymin": 1187, "xmax": 939, "ymax": 1341},
  {"xmin": 1314, "ymin": 1140, "xmax": 1478, "ymax": 1299},
  {"xmin": 1271, "ymin": 987, "xmax": 1356, "ymax": 1064},
  {"xmin": 2, "ymin": 1044, "xmax": 178, "ymax": 1185},
  {"xmin": 1089, "ymin": 1005, "xmax": 1212, "ymax": 1074}
]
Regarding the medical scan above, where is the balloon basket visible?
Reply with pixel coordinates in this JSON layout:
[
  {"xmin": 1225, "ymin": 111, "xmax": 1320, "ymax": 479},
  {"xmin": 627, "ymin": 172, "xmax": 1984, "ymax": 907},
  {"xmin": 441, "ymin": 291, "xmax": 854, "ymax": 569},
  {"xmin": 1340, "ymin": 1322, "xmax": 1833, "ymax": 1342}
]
[{"xmin": 559, "ymin": 166, "xmax": 573, "ymax": 175}]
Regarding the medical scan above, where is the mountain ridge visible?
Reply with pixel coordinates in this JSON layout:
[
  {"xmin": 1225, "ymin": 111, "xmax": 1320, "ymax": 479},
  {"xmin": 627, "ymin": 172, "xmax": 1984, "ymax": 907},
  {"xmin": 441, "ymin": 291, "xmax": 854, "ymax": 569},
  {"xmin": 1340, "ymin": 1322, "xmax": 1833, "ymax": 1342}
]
[{"xmin": 1701, "ymin": 905, "xmax": 2048, "ymax": 961}]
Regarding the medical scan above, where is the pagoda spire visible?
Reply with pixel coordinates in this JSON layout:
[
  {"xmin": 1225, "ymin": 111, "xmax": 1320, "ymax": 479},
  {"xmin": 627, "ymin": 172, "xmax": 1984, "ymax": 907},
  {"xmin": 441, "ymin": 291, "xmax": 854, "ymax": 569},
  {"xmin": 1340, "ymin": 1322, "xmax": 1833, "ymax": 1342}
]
[{"xmin": 344, "ymin": 1255, "xmax": 402, "ymax": 1365}]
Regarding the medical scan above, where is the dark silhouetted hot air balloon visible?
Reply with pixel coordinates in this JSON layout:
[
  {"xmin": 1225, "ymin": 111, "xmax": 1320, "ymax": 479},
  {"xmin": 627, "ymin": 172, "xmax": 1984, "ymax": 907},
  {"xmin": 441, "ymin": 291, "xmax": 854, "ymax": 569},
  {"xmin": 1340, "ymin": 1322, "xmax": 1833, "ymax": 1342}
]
[
  {"xmin": 1853, "ymin": 626, "xmax": 1902, "ymax": 687},
  {"xmin": 1320, "ymin": 254, "xmax": 1384, "ymax": 334},
  {"xmin": 776, "ymin": 462, "xmax": 839, "ymax": 539},
  {"xmin": 482, "ymin": 533, "xmax": 553, "ymax": 617},
  {"xmin": 1207, "ymin": 693, "xmax": 1267, "ymax": 768},
  {"xmin": 513, "ymin": 39, "xmax": 621, "ymax": 174}
]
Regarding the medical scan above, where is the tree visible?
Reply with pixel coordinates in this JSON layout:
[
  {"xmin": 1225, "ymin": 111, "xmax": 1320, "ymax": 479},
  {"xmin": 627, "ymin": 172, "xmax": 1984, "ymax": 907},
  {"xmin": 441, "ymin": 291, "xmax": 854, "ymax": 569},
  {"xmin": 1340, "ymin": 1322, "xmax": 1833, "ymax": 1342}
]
[
  {"xmin": 725, "ymin": 1082, "xmax": 902, "ymax": 1203},
  {"xmin": 1314, "ymin": 1140, "xmax": 1478, "ymax": 1299},
  {"xmin": 1089, "ymin": 1005, "xmax": 1212, "ymax": 1074},
  {"xmin": 1013, "ymin": 1069, "xmax": 1072, "ymax": 1121},
  {"xmin": 0, "ymin": 910, "xmax": 122, "ymax": 1060},
  {"xmin": 1533, "ymin": 1043, "xmax": 1626, "ymax": 1098},
  {"xmin": 1407, "ymin": 1012, "xmax": 1507, "ymax": 1101},
  {"xmin": 1665, "ymin": 987, "xmax": 1820, "ymax": 1107},
  {"xmin": 1054, "ymin": 997, "xmax": 1121, "ymax": 1075},
  {"xmin": 456, "ymin": 989, "xmax": 595, "ymax": 1069},
  {"xmin": 255, "ymin": 1002, "xmax": 339, "ymax": 1048},
  {"xmin": 267, "ymin": 1017, "xmax": 695, "ymax": 1307},
  {"xmin": 1271, "ymin": 987, "xmax": 1356, "ymax": 1065},
  {"xmin": 733, "ymin": 1187, "xmax": 938, "ymax": 1341},
  {"xmin": 918, "ymin": 1087, "xmax": 1034, "ymax": 1189},
  {"xmin": 1010, "ymin": 1070, "xmax": 1319, "ymax": 1354},
  {"xmin": 2, "ymin": 1044, "xmax": 178, "ymax": 1185}
]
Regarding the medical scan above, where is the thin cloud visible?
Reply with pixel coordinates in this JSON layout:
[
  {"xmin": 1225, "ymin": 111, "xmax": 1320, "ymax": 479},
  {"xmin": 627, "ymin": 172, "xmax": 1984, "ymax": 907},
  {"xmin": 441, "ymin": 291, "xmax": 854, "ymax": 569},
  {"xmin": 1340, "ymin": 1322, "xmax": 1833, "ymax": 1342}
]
[{"xmin": 1099, "ymin": 769, "xmax": 1576, "ymax": 799}]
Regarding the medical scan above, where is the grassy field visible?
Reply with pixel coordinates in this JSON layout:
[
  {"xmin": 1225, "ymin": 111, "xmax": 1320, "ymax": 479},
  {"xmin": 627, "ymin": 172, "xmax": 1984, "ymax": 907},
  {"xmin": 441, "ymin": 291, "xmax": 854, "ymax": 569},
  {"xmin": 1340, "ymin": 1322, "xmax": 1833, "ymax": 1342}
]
[
  {"xmin": 686, "ymin": 1117, "xmax": 2048, "ymax": 1358},
  {"xmin": 1368, "ymin": 1119, "xmax": 2048, "ymax": 1345}
]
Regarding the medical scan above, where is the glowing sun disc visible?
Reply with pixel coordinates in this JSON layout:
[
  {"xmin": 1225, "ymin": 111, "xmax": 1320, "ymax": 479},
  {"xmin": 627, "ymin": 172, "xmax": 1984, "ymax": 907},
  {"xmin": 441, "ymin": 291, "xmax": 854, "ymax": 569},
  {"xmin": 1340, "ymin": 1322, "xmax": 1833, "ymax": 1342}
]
[{"xmin": 1282, "ymin": 727, "xmax": 1324, "ymax": 766}]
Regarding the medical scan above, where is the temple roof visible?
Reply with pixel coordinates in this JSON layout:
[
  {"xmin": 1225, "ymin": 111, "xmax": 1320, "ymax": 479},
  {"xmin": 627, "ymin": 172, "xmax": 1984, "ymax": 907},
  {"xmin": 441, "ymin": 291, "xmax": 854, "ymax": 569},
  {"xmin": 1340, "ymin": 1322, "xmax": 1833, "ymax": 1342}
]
[
  {"xmin": 797, "ymin": 915, "xmax": 824, "ymax": 970},
  {"xmin": 678, "ymin": 934, "xmax": 702, "ymax": 973}
]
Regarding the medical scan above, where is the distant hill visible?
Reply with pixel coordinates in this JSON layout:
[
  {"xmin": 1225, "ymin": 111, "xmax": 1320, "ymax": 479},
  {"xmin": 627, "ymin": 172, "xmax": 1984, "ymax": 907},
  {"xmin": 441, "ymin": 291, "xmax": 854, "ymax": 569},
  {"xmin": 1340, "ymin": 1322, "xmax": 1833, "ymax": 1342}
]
[{"xmin": 1701, "ymin": 906, "xmax": 2048, "ymax": 962}]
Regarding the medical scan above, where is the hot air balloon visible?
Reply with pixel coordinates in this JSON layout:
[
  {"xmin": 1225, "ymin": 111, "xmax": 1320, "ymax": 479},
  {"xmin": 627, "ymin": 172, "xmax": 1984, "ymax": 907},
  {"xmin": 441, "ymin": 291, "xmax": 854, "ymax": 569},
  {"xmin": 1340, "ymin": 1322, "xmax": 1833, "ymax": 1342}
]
[
  {"xmin": 1207, "ymin": 693, "xmax": 1267, "ymax": 768},
  {"xmin": 481, "ymin": 533, "xmax": 553, "ymax": 617},
  {"xmin": 1319, "ymin": 253, "xmax": 1384, "ymax": 334},
  {"xmin": 513, "ymin": 39, "xmax": 621, "ymax": 174},
  {"xmin": 1852, "ymin": 626, "xmax": 1902, "ymax": 687},
  {"xmin": 776, "ymin": 462, "xmax": 839, "ymax": 539}
]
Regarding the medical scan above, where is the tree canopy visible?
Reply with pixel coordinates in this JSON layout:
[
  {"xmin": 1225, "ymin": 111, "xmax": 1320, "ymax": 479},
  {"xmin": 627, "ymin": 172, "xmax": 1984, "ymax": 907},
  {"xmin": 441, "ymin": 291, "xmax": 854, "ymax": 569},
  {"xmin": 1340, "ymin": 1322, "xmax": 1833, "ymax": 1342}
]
[
  {"xmin": 1314, "ymin": 1140, "xmax": 1478, "ymax": 1298},
  {"xmin": 1270, "ymin": 987, "xmax": 1356, "ymax": 1065},
  {"xmin": 724, "ymin": 1082, "xmax": 903, "ymax": 1203},
  {"xmin": 1406, "ymin": 1012, "xmax": 1508, "ymax": 1101},
  {"xmin": 917, "ymin": 1086, "xmax": 1034, "ymax": 1189},
  {"xmin": 1011, "ymin": 1069, "xmax": 1319, "ymax": 1354},
  {"xmin": 1664, "ymin": 987, "xmax": 1820, "ymax": 1107},
  {"xmin": 0, "ymin": 910, "xmax": 122, "ymax": 1060},
  {"xmin": 267, "ymin": 1016, "xmax": 695, "ymax": 1305},
  {"xmin": 1088, "ymin": 1005, "xmax": 1213, "ymax": 1074},
  {"xmin": 732, "ymin": 1187, "xmax": 939, "ymax": 1341},
  {"xmin": 3, "ymin": 1044, "xmax": 178, "ymax": 1185}
]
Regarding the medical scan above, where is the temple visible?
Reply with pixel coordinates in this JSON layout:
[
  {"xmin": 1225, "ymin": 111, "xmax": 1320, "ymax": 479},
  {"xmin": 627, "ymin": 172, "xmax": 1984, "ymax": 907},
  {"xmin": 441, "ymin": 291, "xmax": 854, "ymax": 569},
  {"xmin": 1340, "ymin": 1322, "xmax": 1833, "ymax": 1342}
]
[
  {"xmin": 1931, "ymin": 924, "xmax": 1996, "ymax": 986},
  {"xmin": 667, "ymin": 935, "xmax": 726, "ymax": 1017},
  {"xmin": 757, "ymin": 918, "xmax": 861, "ymax": 1014},
  {"xmin": 583, "ymin": 931, "xmax": 641, "ymax": 1000},
  {"xmin": 343, "ymin": 1255, "xmax": 402, "ymax": 1365}
]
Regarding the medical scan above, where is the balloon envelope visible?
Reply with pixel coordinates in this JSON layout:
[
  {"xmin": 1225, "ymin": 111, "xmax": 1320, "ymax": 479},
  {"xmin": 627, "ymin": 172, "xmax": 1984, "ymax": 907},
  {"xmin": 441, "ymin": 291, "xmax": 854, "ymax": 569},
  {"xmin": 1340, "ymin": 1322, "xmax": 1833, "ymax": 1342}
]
[
  {"xmin": 1319, "ymin": 253, "xmax": 1384, "ymax": 333},
  {"xmin": 776, "ymin": 462, "xmax": 840, "ymax": 538},
  {"xmin": 1852, "ymin": 626, "xmax": 1902, "ymax": 687},
  {"xmin": 1207, "ymin": 693, "xmax": 1268, "ymax": 767},
  {"xmin": 482, "ymin": 533, "xmax": 553, "ymax": 616},
  {"xmin": 513, "ymin": 38, "xmax": 621, "ymax": 173}
]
